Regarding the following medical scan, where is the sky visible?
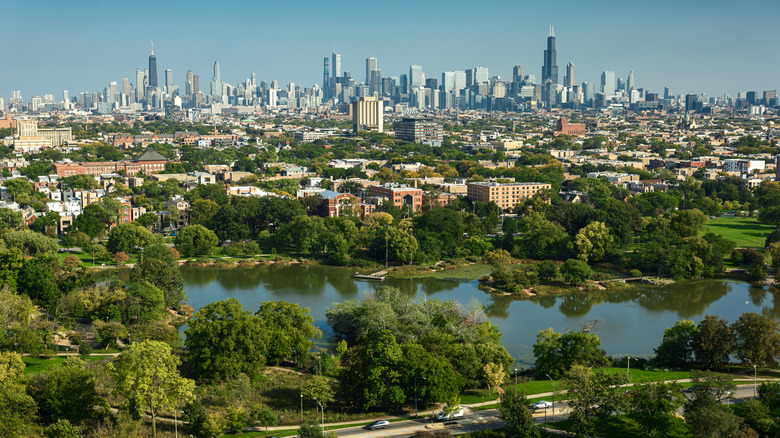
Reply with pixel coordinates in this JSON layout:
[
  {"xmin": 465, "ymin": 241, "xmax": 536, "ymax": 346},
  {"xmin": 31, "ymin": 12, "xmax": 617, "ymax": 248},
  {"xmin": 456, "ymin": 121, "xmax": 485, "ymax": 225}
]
[{"xmin": 1, "ymin": 0, "xmax": 778, "ymax": 101}]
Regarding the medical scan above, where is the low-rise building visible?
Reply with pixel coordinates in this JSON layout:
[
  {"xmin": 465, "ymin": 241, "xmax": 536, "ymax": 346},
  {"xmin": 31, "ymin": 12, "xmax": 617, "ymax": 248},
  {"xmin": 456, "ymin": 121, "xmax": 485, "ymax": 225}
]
[
  {"xmin": 369, "ymin": 183, "xmax": 423, "ymax": 212},
  {"xmin": 466, "ymin": 181, "xmax": 552, "ymax": 210},
  {"xmin": 393, "ymin": 117, "xmax": 444, "ymax": 146}
]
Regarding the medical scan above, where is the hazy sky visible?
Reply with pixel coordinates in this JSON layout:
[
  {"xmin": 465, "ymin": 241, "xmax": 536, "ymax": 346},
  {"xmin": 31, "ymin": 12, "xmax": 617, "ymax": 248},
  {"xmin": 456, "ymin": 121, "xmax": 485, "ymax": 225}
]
[{"xmin": 1, "ymin": 0, "xmax": 778, "ymax": 100}]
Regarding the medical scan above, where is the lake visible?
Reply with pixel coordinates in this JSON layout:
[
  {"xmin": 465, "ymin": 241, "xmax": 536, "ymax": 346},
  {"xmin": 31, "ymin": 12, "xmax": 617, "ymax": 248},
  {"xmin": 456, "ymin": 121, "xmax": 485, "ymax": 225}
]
[{"xmin": 181, "ymin": 264, "xmax": 779, "ymax": 365}]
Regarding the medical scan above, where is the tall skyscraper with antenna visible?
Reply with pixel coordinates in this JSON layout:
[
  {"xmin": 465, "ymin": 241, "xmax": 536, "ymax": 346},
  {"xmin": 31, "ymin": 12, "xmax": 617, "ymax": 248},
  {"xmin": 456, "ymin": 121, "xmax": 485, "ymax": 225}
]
[
  {"xmin": 211, "ymin": 61, "xmax": 222, "ymax": 100},
  {"xmin": 148, "ymin": 41, "xmax": 158, "ymax": 88},
  {"xmin": 542, "ymin": 26, "xmax": 558, "ymax": 85}
]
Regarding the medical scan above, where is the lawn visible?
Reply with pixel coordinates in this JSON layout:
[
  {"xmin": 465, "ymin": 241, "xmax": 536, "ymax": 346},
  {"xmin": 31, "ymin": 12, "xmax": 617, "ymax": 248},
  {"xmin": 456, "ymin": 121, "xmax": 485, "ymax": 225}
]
[
  {"xmin": 392, "ymin": 262, "xmax": 492, "ymax": 281},
  {"xmin": 546, "ymin": 415, "xmax": 689, "ymax": 438},
  {"xmin": 702, "ymin": 216, "xmax": 774, "ymax": 248},
  {"xmin": 22, "ymin": 355, "xmax": 108, "ymax": 374}
]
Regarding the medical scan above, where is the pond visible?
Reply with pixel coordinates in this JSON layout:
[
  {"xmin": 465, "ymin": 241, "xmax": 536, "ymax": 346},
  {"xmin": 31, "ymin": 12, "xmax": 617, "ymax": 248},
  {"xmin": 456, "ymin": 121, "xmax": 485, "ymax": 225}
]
[{"xmin": 181, "ymin": 264, "xmax": 779, "ymax": 364}]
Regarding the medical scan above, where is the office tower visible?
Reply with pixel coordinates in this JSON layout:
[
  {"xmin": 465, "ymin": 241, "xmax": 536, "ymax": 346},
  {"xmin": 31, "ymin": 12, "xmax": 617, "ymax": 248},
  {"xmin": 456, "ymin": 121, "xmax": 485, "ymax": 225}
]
[
  {"xmin": 121, "ymin": 78, "xmax": 132, "ymax": 99},
  {"xmin": 466, "ymin": 69, "xmax": 476, "ymax": 88},
  {"xmin": 0, "ymin": 98, "xmax": 4, "ymax": 111},
  {"xmin": 193, "ymin": 74, "xmax": 199, "ymax": 95},
  {"xmin": 512, "ymin": 65, "xmax": 524, "ymax": 83},
  {"xmin": 399, "ymin": 74, "xmax": 408, "ymax": 94},
  {"xmin": 369, "ymin": 69, "xmax": 382, "ymax": 95},
  {"xmin": 165, "ymin": 69, "xmax": 173, "ymax": 94},
  {"xmin": 186, "ymin": 70, "xmax": 194, "ymax": 96},
  {"xmin": 564, "ymin": 62, "xmax": 575, "ymax": 87},
  {"xmin": 582, "ymin": 82, "xmax": 595, "ymax": 103},
  {"xmin": 331, "ymin": 51, "xmax": 341, "ymax": 79},
  {"xmin": 601, "ymin": 71, "xmax": 616, "ymax": 97},
  {"xmin": 686, "ymin": 94, "xmax": 699, "ymax": 111},
  {"xmin": 148, "ymin": 41, "xmax": 158, "ymax": 88},
  {"xmin": 542, "ymin": 26, "xmax": 558, "ymax": 84},
  {"xmin": 323, "ymin": 57, "xmax": 330, "ymax": 99},
  {"xmin": 475, "ymin": 67, "xmax": 489, "ymax": 84},
  {"xmin": 442, "ymin": 72, "xmax": 456, "ymax": 92},
  {"xmin": 351, "ymin": 96, "xmax": 383, "ymax": 133},
  {"xmin": 211, "ymin": 61, "xmax": 223, "ymax": 100},
  {"xmin": 366, "ymin": 57, "xmax": 377, "ymax": 84},
  {"xmin": 425, "ymin": 78, "xmax": 438, "ymax": 90},
  {"xmin": 617, "ymin": 78, "xmax": 625, "ymax": 92},
  {"xmin": 409, "ymin": 65, "xmax": 423, "ymax": 88},
  {"xmin": 63, "ymin": 90, "xmax": 69, "ymax": 103},
  {"xmin": 135, "ymin": 69, "xmax": 145, "ymax": 102},
  {"xmin": 543, "ymin": 80, "xmax": 556, "ymax": 108},
  {"xmin": 627, "ymin": 70, "xmax": 635, "ymax": 91},
  {"xmin": 664, "ymin": 87, "xmax": 671, "ymax": 100},
  {"xmin": 454, "ymin": 71, "xmax": 466, "ymax": 93}
]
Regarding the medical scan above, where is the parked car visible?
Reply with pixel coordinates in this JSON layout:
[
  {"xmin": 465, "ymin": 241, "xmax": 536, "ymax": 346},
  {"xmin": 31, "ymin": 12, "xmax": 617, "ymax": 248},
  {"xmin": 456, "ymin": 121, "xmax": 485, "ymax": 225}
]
[
  {"xmin": 529, "ymin": 401, "xmax": 553, "ymax": 410},
  {"xmin": 434, "ymin": 408, "xmax": 464, "ymax": 421},
  {"xmin": 365, "ymin": 420, "xmax": 390, "ymax": 430}
]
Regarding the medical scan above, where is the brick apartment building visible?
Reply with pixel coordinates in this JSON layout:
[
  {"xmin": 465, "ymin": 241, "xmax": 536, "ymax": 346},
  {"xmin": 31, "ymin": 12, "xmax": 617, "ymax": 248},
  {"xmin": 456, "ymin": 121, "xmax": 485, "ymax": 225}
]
[
  {"xmin": 369, "ymin": 183, "xmax": 423, "ymax": 212},
  {"xmin": 467, "ymin": 181, "xmax": 552, "ymax": 210}
]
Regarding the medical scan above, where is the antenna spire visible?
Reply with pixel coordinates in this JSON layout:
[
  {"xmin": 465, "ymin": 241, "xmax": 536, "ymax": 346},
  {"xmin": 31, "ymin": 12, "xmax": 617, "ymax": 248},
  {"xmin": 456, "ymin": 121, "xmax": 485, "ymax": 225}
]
[
  {"xmin": 550, "ymin": 25, "xmax": 554, "ymax": 37},
  {"xmin": 151, "ymin": 39, "xmax": 154, "ymax": 55}
]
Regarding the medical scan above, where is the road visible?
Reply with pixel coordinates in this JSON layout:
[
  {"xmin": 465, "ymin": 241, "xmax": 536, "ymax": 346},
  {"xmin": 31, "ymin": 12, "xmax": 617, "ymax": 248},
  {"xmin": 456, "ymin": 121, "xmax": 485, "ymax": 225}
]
[{"xmin": 328, "ymin": 384, "xmax": 761, "ymax": 438}]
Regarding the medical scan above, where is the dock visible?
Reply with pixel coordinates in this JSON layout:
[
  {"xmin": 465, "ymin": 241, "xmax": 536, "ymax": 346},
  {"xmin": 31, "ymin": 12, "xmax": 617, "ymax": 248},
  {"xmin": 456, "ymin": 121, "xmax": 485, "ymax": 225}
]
[{"xmin": 353, "ymin": 269, "xmax": 389, "ymax": 280}]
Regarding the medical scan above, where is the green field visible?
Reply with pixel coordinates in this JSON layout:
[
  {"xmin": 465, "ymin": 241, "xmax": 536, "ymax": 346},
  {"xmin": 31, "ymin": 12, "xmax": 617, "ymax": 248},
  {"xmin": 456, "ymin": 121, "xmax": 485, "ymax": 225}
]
[
  {"xmin": 702, "ymin": 216, "xmax": 774, "ymax": 248},
  {"xmin": 22, "ymin": 355, "xmax": 108, "ymax": 374}
]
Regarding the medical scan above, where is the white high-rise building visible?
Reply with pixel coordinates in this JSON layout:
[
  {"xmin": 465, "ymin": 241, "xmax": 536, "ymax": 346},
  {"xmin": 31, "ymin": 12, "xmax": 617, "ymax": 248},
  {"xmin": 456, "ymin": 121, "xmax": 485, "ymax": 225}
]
[
  {"xmin": 410, "ymin": 65, "xmax": 424, "ymax": 88},
  {"xmin": 165, "ymin": 69, "xmax": 174, "ymax": 94},
  {"xmin": 474, "ymin": 67, "xmax": 489, "ymax": 84},
  {"xmin": 211, "ymin": 61, "xmax": 223, "ymax": 100},
  {"xmin": 135, "ymin": 69, "xmax": 145, "ymax": 102},
  {"xmin": 351, "ymin": 96, "xmax": 383, "ymax": 133},
  {"xmin": 601, "ymin": 71, "xmax": 616, "ymax": 97},
  {"xmin": 332, "ymin": 52, "xmax": 341, "ymax": 79},
  {"xmin": 366, "ymin": 57, "xmax": 377, "ymax": 84}
]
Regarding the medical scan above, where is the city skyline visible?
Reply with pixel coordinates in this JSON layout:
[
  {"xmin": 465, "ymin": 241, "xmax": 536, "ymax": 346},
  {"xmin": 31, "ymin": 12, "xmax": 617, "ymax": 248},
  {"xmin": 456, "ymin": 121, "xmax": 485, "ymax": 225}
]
[{"xmin": 1, "ymin": 0, "xmax": 778, "ymax": 99}]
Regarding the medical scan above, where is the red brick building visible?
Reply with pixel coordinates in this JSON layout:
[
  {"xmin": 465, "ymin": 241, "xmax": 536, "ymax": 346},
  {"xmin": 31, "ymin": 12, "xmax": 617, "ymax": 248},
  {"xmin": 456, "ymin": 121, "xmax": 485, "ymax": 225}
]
[
  {"xmin": 53, "ymin": 149, "xmax": 172, "ymax": 177},
  {"xmin": 369, "ymin": 183, "xmax": 423, "ymax": 212},
  {"xmin": 556, "ymin": 118, "xmax": 587, "ymax": 136}
]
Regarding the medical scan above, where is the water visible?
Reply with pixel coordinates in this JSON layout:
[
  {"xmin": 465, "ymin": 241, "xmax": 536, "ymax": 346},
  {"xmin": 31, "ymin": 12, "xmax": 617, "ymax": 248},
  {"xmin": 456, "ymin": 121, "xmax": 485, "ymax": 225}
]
[{"xmin": 181, "ymin": 264, "xmax": 779, "ymax": 364}]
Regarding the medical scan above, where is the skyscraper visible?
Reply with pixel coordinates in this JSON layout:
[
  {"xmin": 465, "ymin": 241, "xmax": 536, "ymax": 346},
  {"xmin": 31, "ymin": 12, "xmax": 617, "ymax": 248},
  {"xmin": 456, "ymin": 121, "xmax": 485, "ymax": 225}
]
[
  {"xmin": 165, "ymin": 69, "xmax": 173, "ymax": 94},
  {"xmin": 323, "ymin": 57, "xmax": 330, "ymax": 99},
  {"xmin": 542, "ymin": 26, "xmax": 558, "ymax": 84},
  {"xmin": 148, "ymin": 41, "xmax": 158, "ymax": 89},
  {"xmin": 512, "ymin": 65, "xmax": 524, "ymax": 83},
  {"xmin": 564, "ymin": 62, "xmax": 575, "ymax": 87},
  {"xmin": 601, "ymin": 71, "xmax": 616, "ymax": 97},
  {"xmin": 409, "ymin": 65, "xmax": 423, "ymax": 88},
  {"xmin": 366, "ymin": 57, "xmax": 377, "ymax": 84},
  {"xmin": 211, "ymin": 61, "xmax": 222, "ymax": 101},
  {"xmin": 135, "ymin": 68, "xmax": 146, "ymax": 102},
  {"xmin": 186, "ymin": 70, "xmax": 194, "ymax": 96},
  {"xmin": 627, "ymin": 70, "xmax": 635, "ymax": 91},
  {"xmin": 331, "ymin": 51, "xmax": 341, "ymax": 79}
]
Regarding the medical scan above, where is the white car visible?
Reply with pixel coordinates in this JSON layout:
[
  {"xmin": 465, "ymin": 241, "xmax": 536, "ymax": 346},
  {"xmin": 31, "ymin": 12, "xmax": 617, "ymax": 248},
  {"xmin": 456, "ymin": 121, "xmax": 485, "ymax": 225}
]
[
  {"xmin": 434, "ymin": 408, "xmax": 464, "ymax": 421},
  {"xmin": 530, "ymin": 401, "xmax": 553, "ymax": 410},
  {"xmin": 365, "ymin": 420, "xmax": 390, "ymax": 430}
]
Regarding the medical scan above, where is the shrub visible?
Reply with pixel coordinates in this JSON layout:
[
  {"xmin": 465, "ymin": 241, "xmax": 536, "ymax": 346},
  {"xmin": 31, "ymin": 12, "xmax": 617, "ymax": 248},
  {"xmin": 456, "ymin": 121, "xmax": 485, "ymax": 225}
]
[{"xmin": 628, "ymin": 269, "xmax": 642, "ymax": 277}]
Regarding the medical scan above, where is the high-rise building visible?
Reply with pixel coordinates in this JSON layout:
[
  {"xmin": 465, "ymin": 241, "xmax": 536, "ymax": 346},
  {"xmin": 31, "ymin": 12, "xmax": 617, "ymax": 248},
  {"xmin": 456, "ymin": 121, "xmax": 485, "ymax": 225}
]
[
  {"xmin": 512, "ymin": 65, "xmax": 524, "ymax": 83},
  {"xmin": 323, "ymin": 57, "xmax": 330, "ymax": 99},
  {"xmin": 211, "ymin": 61, "xmax": 222, "ymax": 100},
  {"xmin": 366, "ymin": 57, "xmax": 377, "ymax": 84},
  {"xmin": 409, "ymin": 65, "xmax": 424, "ymax": 88},
  {"xmin": 186, "ymin": 70, "xmax": 194, "ymax": 96},
  {"xmin": 601, "ymin": 71, "xmax": 616, "ymax": 97},
  {"xmin": 474, "ymin": 67, "xmax": 489, "ymax": 84},
  {"xmin": 369, "ymin": 69, "xmax": 382, "ymax": 96},
  {"xmin": 148, "ymin": 41, "xmax": 158, "ymax": 89},
  {"xmin": 564, "ymin": 62, "xmax": 575, "ymax": 87},
  {"xmin": 351, "ymin": 96, "xmax": 383, "ymax": 133},
  {"xmin": 165, "ymin": 69, "xmax": 173, "ymax": 94},
  {"xmin": 542, "ymin": 26, "xmax": 558, "ymax": 84},
  {"xmin": 627, "ymin": 70, "xmax": 635, "ymax": 91},
  {"xmin": 135, "ymin": 69, "xmax": 146, "ymax": 102},
  {"xmin": 332, "ymin": 51, "xmax": 341, "ymax": 79}
]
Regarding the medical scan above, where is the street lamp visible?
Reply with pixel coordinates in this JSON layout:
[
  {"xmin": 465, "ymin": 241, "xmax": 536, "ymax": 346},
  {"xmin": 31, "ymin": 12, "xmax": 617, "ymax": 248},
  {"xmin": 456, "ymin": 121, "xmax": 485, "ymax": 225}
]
[
  {"xmin": 174, "ymin": 407, "xmax": 180, "ymax": 438},
  {"xmin": 627, "ymin": 356, "xmax": 631, "ymax": 389},
  {"xmin": 313, "ymin": 397, "xmax": 324, "ymax": 437},
  {"xmin": 754, "ymin": 364, "xmax": 757, "ymax": 398},
  {"xmin": 300, "ymin": 393, "xmax": 303, "ymax": 423},
  {"xmin": 546, "ymin": 374, "xmax": 555, "ymax": 421},
  {"xmin": 514, "ymin": 368, "xmax": 518, "ymax": 390},
  {"xmin": 415, "ymin": 377, "xmax": 427, "ymax": 418}
]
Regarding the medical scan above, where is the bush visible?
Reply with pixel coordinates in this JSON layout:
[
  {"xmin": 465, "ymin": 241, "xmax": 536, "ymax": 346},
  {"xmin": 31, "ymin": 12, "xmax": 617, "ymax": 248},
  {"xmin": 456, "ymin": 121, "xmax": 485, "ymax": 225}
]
[
  {"xmin": 78, "ymin": 343, "xmax": 92, "ymax": 357},
  {"xmin": 628, "ymin": 269, "xmax": 642, "ymax": 277}
]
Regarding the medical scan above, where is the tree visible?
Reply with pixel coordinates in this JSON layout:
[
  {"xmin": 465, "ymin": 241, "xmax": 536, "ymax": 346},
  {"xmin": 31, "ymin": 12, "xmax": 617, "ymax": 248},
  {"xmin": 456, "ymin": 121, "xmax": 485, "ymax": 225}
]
[
  {"xmin": 3, "ymin": 230, "xmax": 58, "ymax": 257},
  {"xmin": 338, "ymin": 330, "xmax": 405, "ymax": 410},
  {"xmin": 174, "ymin": 225, "xmax": 218, "ymax": 257},
  {"xmin": 560, "ymin": 258, "xmax": 592, "ymax": 285},
  {"xmin": 0, "ymin": 351, "xmax": 39, "ymax": 437},
  {"xmin": 256, "ymin": 301, "xmax": 322, "ymax": 366},
  {"xmin": 654, "ymin": 320, "xmax": 697, "ymax": 369},
  {"xmin": 733, "ymin": 312, "xmax": 780, "ymax": 367},
  {"xmin": 17, "ymin": 256, "xmax": 60, "ymax": 307},
  {"xmin": 518, "ymin": 213, "xmax": 569, "ymax": 260},
  {"xmin": 253, "ymin": 406, "xmax": 277, "ymax": 432},
  {"xmin": 482, "ymin": 362, "xmax": 505, "ymax": 396},
  {"xmin": 130, "ymin": 243, "xmax": 184, "ymax": 308},
  {"xmin": 574, "ymin": 221, "xmax": 615, "ymax": 263},
  {"xmin": 565, "ymin": 364, "xmax": 628, "ymax": 438},
  {"xmin": 537, "ymin": 260, "xmax": 558, "ymax": 283},
  {"xmin": 110, "ymin": 340, "xmax": 195, "ymax": 438},
  {"xmin": 629, "ymin": 380, "xmax": 685, "ymax": 436},
  {"xmin": 28, "ymin": 356, "xmax": 108, "ymax": 425},
  {"xmin": 43, "ymin": 419, "xmax": 80, "ymax": 438},
  {"xmin": 184, "ymin": 298, "xmax": 266, "ymax": 380},
  {"xmin": 298, "ymin": 422, "xmax": 324, "ymax": 438},
  {"xmin": 499, "ymin": 386, "xmax": 540, "ymax": 438},
  {"xmin": 301, "ymin": 375, "xmax": 335, "ymax": 409},
  {"xmin": 375, "ymin": 226, "xmax": 419, "ymax": 264},
  {"xmin": 3, "ymin": 178, "xmax": 33, "ymax": 198},
  {"xmin": 106, "ymin": 222, "xmax": 159, "ymax": 253},
  {"xmin": 0, "ymin": 208, "xmax": 23, "ymax": 231},
  {"xmin": 189, "ymin": 199, "xmax": 221, "ymax": 226},
  {"xmin": 124, "ymin": 281, "xmax": 166, "ymax": 324},
  {"xmin": 69, "ymin": 203, "xmax": 110, "ymax": 238},
  {"xmin": 135, "ymin": 212, "xmax": 158, "ymax": 228},
  {"xmin": 693, "ymin": 315, "xmax": 735, "ymax": 370},
  {"xmin": 684, "ymin": 372, "xmax": 741, "ymax": 438},
  {"xmin": 533, "ymin": 328, "xmax": 608, "ymax": 378}
]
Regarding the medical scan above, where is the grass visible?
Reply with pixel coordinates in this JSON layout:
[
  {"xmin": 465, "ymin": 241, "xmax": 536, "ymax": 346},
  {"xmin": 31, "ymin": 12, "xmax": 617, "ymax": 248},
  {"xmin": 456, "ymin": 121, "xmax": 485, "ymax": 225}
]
[
  {"xmin": 461, "ymin": 368, "xmax": 696, "ymax": 404},
  {"xmin": 546, "ymin": 415, "xmax": 690, "ymax": 438},
  {"xmin": 392, "ymin": 262, "xmax": 492, "ymax": 281},
  {"xmin": 22, "ymin": 355, "xmax": 108, "ymax": 374},
  {"xmin": 702, "ymin": 216, "xmax": 774, "ymax": 248}
]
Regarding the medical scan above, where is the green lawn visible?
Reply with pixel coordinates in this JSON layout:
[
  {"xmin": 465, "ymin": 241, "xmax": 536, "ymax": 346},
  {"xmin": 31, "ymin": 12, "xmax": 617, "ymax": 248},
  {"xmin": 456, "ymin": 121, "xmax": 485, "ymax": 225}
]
[
  {"xmin": 546, "ymin": 415, "xmax": 689, "ymax": 438},
  {"xmin": 22, "ymin": 355, "xmax": 108, "ymax": 374},
  {"xmin": 702, "ymin": 216, "xmax": 775, "ymax": 248}
]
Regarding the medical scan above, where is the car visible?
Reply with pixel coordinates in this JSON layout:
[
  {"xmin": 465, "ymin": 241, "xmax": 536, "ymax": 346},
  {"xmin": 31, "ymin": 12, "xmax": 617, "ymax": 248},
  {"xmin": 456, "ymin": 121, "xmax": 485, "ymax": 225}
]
[
  {"xmin": 529, "ymin": 401, "xmax": 553, "ymax": 410},
  {"xmin": 365, "ymin": 420, "xmax": 390, "ymax": 430},
  {"xmin": 434, "ymin": 408, "xmax": 464, "ymax": 421}
]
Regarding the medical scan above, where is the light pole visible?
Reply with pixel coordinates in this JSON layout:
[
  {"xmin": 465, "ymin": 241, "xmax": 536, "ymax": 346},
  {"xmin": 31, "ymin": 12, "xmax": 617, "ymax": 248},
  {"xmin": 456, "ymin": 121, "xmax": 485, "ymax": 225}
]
[
  {"xmin": 174, "ymin": 406, "xmax": 178, "ymax": 438},
  {"xmin": 300, "ymin": 393, "xmax": 303, "ymax": 423},
  {"xmin": 627, "ymin": 356, "xmax": 631, "ymax": 389},
  {"xmin": 384, "ymin": 226, "xmax": 389, "ymax": 268},
  {"xmin": 754, "ymin": 364, "xmax": 757, "ymax": 398},
  {"xmin": 415, "ymin": 376, "xmax": 426, "ymax": 418},
  {"xmin": 546, "ymin": 374, "xmax": 555, "ymax": 421},
  {"xmin": 514, "ymin": 368, "xmax": 518, "ymax": 390},
  {"xmin": 313, "ymin": 397, "xmax": 324, "ymax": 437}
]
